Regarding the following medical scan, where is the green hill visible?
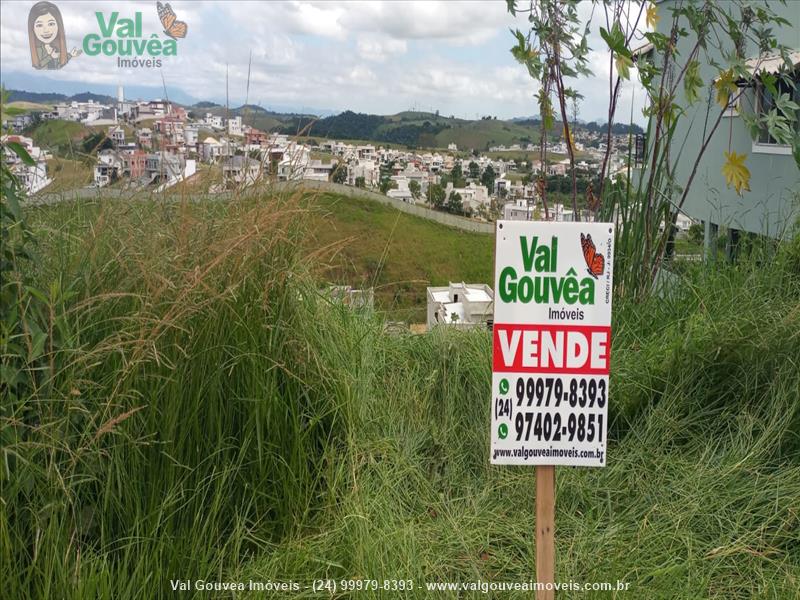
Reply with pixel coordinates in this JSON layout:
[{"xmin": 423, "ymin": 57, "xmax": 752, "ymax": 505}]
[
  {"xmin": 275, "ymin": 110, "xmax": 636, "ymax": 151},
  {"xmin": 28, "ymin": 120, "xmax": 95, "ymax": 157}
]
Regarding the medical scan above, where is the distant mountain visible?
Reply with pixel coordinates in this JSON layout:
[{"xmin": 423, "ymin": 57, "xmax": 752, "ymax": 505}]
[
  {"xmin": 7, "ymin": 89, "xmax": 115, "ymax": 106},
  {"xmin": 7, "ymin": 90, "xmax": 68, "ymax": 104},
  {"xmin": 193, "ymin": 101, "xmax": 222, "ymax": 109},
  {"xmin": 69, "ymin": 91, "xmax": 116, "ymax": 104}
]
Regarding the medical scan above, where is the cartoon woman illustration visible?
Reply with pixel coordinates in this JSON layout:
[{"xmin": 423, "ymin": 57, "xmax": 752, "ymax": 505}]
[{"xmin": 28, "ymin": 1, "xmax": 81, "ymax": 70}]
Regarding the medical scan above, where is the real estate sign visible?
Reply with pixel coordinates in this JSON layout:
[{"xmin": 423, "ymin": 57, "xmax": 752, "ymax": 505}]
[{"xmin": 491, "ymin": 221, "xmax": 614, "ymax": 467}]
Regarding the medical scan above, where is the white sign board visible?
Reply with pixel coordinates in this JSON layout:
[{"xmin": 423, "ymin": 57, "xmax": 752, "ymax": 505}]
[{"xmin": 490, "ymin": 221, "xmax": 614, "ymax": 466}]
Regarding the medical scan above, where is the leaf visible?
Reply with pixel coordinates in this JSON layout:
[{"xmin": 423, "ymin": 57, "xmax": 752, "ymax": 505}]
[
  {"xmin": 615, "ymin": 54, "xmax": 634, "ymax": 80},
  {"xmin": 722, "ymin": 151, "xmax": 751, "ymax": 196},
  {"xmin": 5, "ymin": 142, "xmax": 35, "ymax": 166},
  {"xmin": 646, "ymin": 3, "xmax": 660, "ymax": 29},
  {"xmin": 715, "ymin": 69, "xmax": 738, "ymax": 109},
  {"xmin": 684, "ymin": 60, "xmax": 703, "ymax": 104}
]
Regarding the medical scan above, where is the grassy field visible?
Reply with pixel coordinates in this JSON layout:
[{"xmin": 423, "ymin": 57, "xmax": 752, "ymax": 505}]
[
  {"xmin": 28, "ymin": 119, "xmax": 94, "ymax": 158},
  {"xmin": 307, "ymin": 192, "xmax": 493, "ymax": 321},
  {"xmin": 45, "ymin": 157, "xmax": 93, "ymax": 192},
  {"xmin": 3, "ymin": 188, "xmax": 800, "ymax": 599}
]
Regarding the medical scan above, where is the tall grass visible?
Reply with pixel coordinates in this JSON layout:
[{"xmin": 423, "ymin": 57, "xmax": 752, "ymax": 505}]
[{"xmin": 2, "ymin": 189, "xmax": 799, "ymax": 598}]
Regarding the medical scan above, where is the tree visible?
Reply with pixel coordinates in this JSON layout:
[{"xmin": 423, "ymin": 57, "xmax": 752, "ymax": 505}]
[
  {"xmin": 468, "ymin": 161, "xmax": 480, "ymax": 180},
  {"xmin": 427, "ymin": 183, "xmax": 446, "ymax": 209},
  {"xmin": 446, "ymin": 191, "xmax": 464, "ymax": 215},
  {"xmin": 408, "ymin": 180, "xmax": 421, "ymax": 200},
  {"xmin": 687, "ymin": 223, "xmax": 704, "ymax": 246},
  {"xmin": 331, "ymin": 164, "xmax": 347, "ymax": 184},
  {"xmin": 379, "ymin": 177, "xmax": 397, "ymax": 194},
  {"xmin": 509, "ymin": 0, "xmax": 794, "ymax": 297},
  {"xmin": 354, "ymin": 176, "xmax": 366, "ymax": 189},
  {"xmin": 450, "ymin": 162, "xmax": 465, "ymax": 187},
  {"xmin": 481, "ymin": 164, "xmax": 496, "ymax": 193}
]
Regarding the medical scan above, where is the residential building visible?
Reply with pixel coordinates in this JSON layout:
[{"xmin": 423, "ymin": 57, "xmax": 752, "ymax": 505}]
[
  {"xmin": 646, "ymin": 1, "xmax": 799, "ymax": 254},
  {"xmin": 304, "ymin": 159, "xmax": 337, "ymax": 182},
  {"xmin": 94, "ymin": 149, "xmax": 124, "ymax": 187},
  {"xmin": 227, "ymin": 116, "xmax": 243, "ymax": 137},
  {"xmin": 1, "ymin": 134, "xmax": 51, "ymax": 194},
  {"xmin": 347, "ymin": 159, "xmax": 380, "ymax": 187},
  {"xmin": 136, "ymin": 128, "xmax": 152, "ymax": 148},
  {"xmin": 201, "ymin": 137, "xmax": 223, "ymax": 162},
  {"xmin": 504, "ymin": 198, "xmax": 537, "ymax": 221},
  {"xmin": 108, "ymin": 125, "xmax": 125, "ymax": 145},
  {"xmin": 426, "ymin": 283, "xmax": 494, "ymax": 329},
  {"xmin": 222, "ymin": 155, "xmax": 262, "ymax": 186},
  {"xmin": 122, "ymin": 148, "xmax": 147, "ymax": 179},
  {"xmin": 445, "ymin": 181, "xmax": 490, "ymax": 212}
]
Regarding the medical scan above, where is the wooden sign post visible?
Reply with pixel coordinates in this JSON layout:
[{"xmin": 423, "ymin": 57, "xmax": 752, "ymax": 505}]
[
  {"xmin": 490, "ymin": 221, "xmax": 615, "ymax": 598},
  {"xmin": 536, "ymin": 465, "xmax": 555, "ymax": 600}
]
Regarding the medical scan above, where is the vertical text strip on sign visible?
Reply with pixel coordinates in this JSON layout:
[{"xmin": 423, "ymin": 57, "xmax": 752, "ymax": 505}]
[{"xmin": 490, "ymin": 221, "xmax": 614, "ymax": 467}]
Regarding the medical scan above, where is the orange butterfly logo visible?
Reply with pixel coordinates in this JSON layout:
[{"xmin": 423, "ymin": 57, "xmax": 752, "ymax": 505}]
[
  {"xmin": 157, "ymin": 2, "xmax": 188, "ymax": 40},
  {"xmin": 580, "ymin": 233, "xmax": 605, "ymax": 279}
]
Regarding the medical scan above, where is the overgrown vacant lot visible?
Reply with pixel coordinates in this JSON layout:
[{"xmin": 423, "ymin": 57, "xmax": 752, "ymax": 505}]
[{"xmin": 3, "ymin": 191, "xmax": 800, "ymax": 599}]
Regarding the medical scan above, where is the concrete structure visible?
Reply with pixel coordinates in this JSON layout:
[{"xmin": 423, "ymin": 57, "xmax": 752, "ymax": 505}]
[
  {"xmin": 445, "ymin": 181, "xmax": 490, "ymax": 212},
  {"xmin": 94, "ymin": 149, "xmax": 124, "ymax": 187},
  {"xmin": 227, "ymin": 116, "xmax": 243, "ymax": 137},
  {"xmin": 504, "ymin": 198, "xmax": 537, "ymax": 221},
  {"xmin": 223, "ymin": 155, "xmax": 262, "ymax": 186},
  {"xmin": 326, "ymin": 285, "xmax": 374, "ymax": 311},
  {"xmin": 304, "ymin": 159, "xmax": 337, "ymax": 182},
  {"xmin": 427, "ymin": 283, "xmax": 494, "ymax": 329}
]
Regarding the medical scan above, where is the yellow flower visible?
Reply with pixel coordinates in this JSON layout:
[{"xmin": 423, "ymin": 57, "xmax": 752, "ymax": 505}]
[
  {"xmin": 722, "ymin": 151, "xmax": 751, "ymax": 196},
  {"xmin": 646, "ymin": 3, "xmax": 660, "ymax": 29}
]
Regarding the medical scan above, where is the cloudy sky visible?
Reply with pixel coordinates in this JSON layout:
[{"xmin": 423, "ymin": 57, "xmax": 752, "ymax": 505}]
[{"xmin": 1, "ymin": 0, "xmax": 648, "ymax": 122}]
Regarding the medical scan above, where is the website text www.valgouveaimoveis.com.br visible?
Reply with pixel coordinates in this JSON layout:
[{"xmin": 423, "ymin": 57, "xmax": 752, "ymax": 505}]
[{"xmin": 492, "ymin": 445, "xmax": 604, "ymax": 462}]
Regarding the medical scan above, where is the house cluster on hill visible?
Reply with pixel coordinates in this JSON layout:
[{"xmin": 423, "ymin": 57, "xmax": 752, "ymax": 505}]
[{"xmin": 3, "ymin": 86, "xmax": 637, "ymax": 219}]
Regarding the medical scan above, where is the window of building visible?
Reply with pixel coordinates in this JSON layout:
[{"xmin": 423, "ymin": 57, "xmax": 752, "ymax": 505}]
[{"xmin": 754, "ymin": 69, "xmax": 799, "ymax": 149}]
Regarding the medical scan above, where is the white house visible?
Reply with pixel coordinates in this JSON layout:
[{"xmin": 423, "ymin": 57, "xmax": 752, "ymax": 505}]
[
  {"xmin": 226, "ymin": 116, "xmax": 243, "ymax": 137},
  {"xmin": 1, "ymin": 135, "xmax": 51, "ymax": 195},
  {"xmin": 304, "ymin": 159, "xmax": 337, "ymax": 182},
  {"xmin": 504, "ymin": 198, "xmax": 536, "ymax": 221},
  {"xmin": 108, "ymin": 125, "xmax": 125, "ymax": 146},
  {"xmin": 347, "ymin": 159, "xmax": 380, "ymax": 187},
  {"xmin": 387, "ymin": 176, "xmax": 414, "ymax": 203},
  {"xmin": 222, "ymin": 155, "xmax": 262, "ymax": 186},
  {"xmin": 445, "ymin": 181, "xmax": 490, "ymax": 212},
  {"xmin": 426, "ymin": 283, "xmax": 494, "ymax": 329},
  {"xmin": 94, "ymin": 149, "xmax": 124, "ymax": 187},
  {"xmin": 202, "ymin": 137, "xmax": 223, "ymax": 162}
]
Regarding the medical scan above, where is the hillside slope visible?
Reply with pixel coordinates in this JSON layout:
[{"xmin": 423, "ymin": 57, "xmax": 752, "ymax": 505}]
[{"xmin": 307, "ymin": 192, "xmax": 493, "ymax": 320}]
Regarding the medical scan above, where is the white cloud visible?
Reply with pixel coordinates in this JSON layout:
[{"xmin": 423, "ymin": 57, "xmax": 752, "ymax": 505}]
[
  {"xmin": 356, "ymin": 35, "xmax": 407, "ymax": 62},
  {"xmin": 0, "ymin": 0, "xmax": 648, "ymax": 122}
]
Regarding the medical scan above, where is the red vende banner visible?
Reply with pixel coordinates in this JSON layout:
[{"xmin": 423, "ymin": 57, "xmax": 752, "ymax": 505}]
[{"xmin": 492, "ymin": 323, "xmax": 611, "ymax": 375}]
